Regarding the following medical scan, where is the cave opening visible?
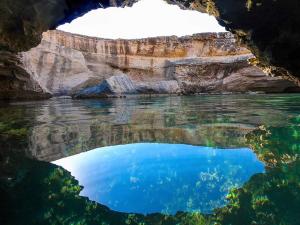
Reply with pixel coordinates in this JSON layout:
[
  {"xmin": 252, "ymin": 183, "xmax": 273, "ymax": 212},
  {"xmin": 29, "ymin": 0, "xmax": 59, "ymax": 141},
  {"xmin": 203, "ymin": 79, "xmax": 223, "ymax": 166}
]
[
  {"xmin": 57, "ymin": 0, "xmax": 225, "ymax": 39},
  {"xmin": 1, "ymin": 1, "xmax": 300, "ymax": 225}
]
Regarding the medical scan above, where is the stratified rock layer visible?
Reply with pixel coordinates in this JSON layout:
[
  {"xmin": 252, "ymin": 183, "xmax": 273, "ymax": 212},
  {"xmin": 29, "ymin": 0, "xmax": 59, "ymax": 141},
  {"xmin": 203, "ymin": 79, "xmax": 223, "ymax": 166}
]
[
  {"xmin": 0, "ymin": 51, "xmax": 51, "ymax": 100},
  {"xmin": 167, "ymin": 0, "xmax": 300, "ymax": 85},
  {"xmin": 21, "ymin": 30, "xmax": 299, "ymax": 97},
  {"xmin": 1, "ymin": 0, "xmax": 300, "ymax": 86}
]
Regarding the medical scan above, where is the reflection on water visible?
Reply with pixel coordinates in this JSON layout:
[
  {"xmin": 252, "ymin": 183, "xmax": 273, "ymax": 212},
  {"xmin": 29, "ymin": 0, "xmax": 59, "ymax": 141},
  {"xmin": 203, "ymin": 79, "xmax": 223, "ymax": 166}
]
[
  {"xmin": 1, "ymin": 94, "xmax": 300, "ymax": 225},
  {"xmin": 54, "ymin": 143, "xmax": 264, "ymax": 214},
  {"xmin": 1, "ymin": 94, "xmax": 300, "ymax": 161}
]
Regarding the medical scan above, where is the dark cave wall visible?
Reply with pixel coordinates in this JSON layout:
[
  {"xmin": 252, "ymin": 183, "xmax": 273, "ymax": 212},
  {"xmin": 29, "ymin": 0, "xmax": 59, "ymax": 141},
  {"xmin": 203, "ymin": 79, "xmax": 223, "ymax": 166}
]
[{"xmin": 168, "ymin": 0, "xmax": 300, "ymax": 85}]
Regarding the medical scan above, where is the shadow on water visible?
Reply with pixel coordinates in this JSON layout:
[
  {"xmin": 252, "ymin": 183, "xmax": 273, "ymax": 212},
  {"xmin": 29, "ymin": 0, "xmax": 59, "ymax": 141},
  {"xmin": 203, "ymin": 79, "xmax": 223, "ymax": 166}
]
[{"xmin": 0, "ymin": 94, "xmax": 300, "ymax": 224}]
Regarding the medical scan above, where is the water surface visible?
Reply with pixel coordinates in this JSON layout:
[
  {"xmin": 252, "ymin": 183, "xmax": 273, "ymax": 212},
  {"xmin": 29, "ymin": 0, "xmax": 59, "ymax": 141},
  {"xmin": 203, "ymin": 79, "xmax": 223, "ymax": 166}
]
[
  {"xmin": 1, "ymin": 94, "xmax": 300, "ymax": 225},
  {"xmin": 54, "ymin": 143, "xmax": 264, "ymax": 214},
  {"xmin": 1, "ymin": 94, "xmax": 300, "ymax": 160}
]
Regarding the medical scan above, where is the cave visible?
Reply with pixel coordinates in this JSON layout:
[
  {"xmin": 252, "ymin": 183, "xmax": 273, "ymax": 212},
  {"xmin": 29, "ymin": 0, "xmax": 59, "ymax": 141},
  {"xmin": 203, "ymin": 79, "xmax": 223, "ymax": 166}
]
[
  {"xmin": 1, "ymin": 1, "xmax": 300, "ymax": 89},
  {"xmin": 1, "ymin": 0, "xmax": 300, "ymax": 99},
  {"xmin": 1, "ymin": 1, "xmax": 300, "ymax": 225}
]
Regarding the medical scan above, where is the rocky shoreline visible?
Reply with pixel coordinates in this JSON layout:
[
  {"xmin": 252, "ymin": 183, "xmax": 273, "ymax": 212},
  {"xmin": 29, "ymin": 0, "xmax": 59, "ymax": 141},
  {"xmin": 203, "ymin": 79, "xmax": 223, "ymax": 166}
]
[{"xmin": 17, "ymin": 30, "xmax": 300, "ymax": 99}]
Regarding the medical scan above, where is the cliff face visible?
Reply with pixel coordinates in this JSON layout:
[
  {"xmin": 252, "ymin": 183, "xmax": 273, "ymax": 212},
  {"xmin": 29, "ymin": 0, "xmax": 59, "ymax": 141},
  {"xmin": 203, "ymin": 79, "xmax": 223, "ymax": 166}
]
[
  {"xmin": 21, "ymin": 30, "xmax": 299, "ymax": 97},
  {"xmin": 168, "ymin": 0, "xmax": 300, "ymax": 85},
  {"xmin": 0, "ymin": 51, "xmax": 51, "ymax": 100},
  {"xmin": 1, "ymin": 0, "xmax": 300, "ymax": 87}
]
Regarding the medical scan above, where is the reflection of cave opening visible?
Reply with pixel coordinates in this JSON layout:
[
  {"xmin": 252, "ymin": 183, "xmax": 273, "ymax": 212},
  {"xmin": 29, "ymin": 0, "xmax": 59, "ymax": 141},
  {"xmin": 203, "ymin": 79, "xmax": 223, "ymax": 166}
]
[
  {"xmin": 57, "ymin": 0, "xmax": 225, "ymax": 39},
  {"xmin": 53, "ymin": 143, "xmax": 265, "ymax": 215}
]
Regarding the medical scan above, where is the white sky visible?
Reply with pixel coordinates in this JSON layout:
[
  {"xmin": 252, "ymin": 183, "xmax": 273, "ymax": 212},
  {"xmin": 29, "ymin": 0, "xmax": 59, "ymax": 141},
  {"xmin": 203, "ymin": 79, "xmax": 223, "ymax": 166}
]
[{"xmin": 58, "ymin": 0, "xmax": 225, "ymax": 39}]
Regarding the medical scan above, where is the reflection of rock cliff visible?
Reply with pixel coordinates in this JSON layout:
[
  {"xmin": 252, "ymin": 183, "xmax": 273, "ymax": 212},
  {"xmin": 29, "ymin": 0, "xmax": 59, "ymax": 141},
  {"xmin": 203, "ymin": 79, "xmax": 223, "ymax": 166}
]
[
  {"xmin": 21, "ymin": 30, "xmax": 299, "ymax": 97},
  {"xmin": 23, "ymin": 95, "xmax": 291, "ymax": 162},
  {"xmin": 1, "ymin": 95, "xmax": 297, "ymax": 162},
  {"xmin": 28, "ymin": 98, "xmax": 251, "ymax": 161}
]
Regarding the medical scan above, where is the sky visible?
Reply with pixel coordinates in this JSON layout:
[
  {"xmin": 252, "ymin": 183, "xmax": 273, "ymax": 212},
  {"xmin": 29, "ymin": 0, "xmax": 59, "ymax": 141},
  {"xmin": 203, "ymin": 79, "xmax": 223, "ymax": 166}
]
[{"xmin": 58, "ymin": 0, "xmax": 225, "ymax": 39}]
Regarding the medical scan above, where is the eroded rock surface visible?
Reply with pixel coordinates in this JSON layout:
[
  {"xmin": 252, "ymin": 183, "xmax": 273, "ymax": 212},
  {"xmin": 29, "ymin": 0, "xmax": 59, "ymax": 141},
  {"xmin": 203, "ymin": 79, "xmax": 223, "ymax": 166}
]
[
  {"xmin": 21, "ymin": 30, "xmax": 299, "ymax": 97},
  {"xmin": 1, "ymin": 0, "xmax": 300, "ymax": 86},
  {"xmin": 167, "ymin": 0, "xmax": 300, "ymax": 85},
  {"xmin": 0, "ymin": 51, "xmax": 51, "ymax": 100}
]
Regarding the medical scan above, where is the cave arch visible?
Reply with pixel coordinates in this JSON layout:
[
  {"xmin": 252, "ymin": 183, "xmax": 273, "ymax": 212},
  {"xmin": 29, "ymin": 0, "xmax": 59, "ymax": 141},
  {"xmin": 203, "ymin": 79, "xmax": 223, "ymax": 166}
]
[{"xmin": 1, "ymin": 0, "xmax": 300, "ymax": 85}]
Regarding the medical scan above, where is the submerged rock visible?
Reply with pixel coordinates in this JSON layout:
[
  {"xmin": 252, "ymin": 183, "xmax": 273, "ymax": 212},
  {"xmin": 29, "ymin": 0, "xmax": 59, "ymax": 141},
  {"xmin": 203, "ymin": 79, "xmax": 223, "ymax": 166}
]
[{"xmin": 74, "ymin": 74, "xmax": 136, "ymax": 98}]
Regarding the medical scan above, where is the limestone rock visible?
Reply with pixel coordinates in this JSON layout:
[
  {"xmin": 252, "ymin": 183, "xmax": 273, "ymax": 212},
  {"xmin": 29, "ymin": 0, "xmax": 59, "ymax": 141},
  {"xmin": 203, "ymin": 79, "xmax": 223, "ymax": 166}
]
[
  {"xmin": 20, "ymin": 30, "xmax": 299, "ymax": 98},
  {"xmin": 0, "ymin": 51, "xmax": 51, "ymax": 100},
  {"xmin": 168, "ymin": 55, "xmax": 295, "ymax": 93},
  {"xmin": 168, "ymin": 0, "xmax": 300, "ymax": 85},
  {"xmin": 135, "ymin": 81, "xmax": 181, "ymax": 94},
  {"xmin": 74, "ymin": 74, "xmax": 136, "ymax": 98},
  {"xmin": 1, "ymin": 0, "xmax": 300, "ymax": 88}
]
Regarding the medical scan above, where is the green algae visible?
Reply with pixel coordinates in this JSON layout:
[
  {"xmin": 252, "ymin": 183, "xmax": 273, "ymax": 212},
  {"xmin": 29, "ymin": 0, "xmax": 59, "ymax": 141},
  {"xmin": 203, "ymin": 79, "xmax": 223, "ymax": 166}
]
[
  {"xmin": 3, "ymin": 123, "xmax": 300, "ymax": 225},
  {"xmin": 1, "ymin": 95, "xmax": 300, "ymax": 224}
]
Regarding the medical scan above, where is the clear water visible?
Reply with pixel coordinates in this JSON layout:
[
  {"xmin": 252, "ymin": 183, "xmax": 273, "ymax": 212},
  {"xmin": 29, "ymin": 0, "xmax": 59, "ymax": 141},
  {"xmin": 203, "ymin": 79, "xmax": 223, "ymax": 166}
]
[
  {"xmin": 1, "ymin": 94, "xmax": 300, "ymax": 225},
  {"xmin": 54, "ymin": 143, "xmax": 264, "ymax": 214},
  {"xmin": 2, "ymin": 94, "xmax": 299, "ymax": 160}
]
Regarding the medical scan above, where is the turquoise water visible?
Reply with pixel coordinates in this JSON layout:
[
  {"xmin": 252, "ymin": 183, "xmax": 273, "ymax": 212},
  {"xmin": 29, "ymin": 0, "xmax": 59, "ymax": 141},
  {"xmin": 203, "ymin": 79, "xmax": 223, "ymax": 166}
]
[
  {"xmin": 1, "ymin": 94, "xmax": 300, "ymax": 225},
  {"xmin": 54, "ymin": 143, "xmax": 264, "ymax": 214}
]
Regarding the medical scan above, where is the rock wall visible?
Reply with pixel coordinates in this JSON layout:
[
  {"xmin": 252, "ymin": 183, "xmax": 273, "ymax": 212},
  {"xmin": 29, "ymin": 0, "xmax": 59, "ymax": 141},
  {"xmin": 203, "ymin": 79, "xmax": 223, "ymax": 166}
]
[
  {"xmin": 1, "ymin": 0, "xmax": 300, "ymax": 87},
  {"xmin": 168, "ymin": 0, "xmax": 300, "ymax": 85},
  {"xmin": 21, "ymin": 30, "xmax": 299, "ymax": 97},
  {"xmin": 0, "ymin": 51, "xmax": 51, "ymax": 100}
]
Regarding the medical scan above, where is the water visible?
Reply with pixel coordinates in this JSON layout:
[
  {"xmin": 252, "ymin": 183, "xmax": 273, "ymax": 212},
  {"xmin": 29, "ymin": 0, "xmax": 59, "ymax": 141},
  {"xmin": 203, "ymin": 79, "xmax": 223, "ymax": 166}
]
[
  {"xmin": 1, "ymin": 94, "xmax": 299, "ymax": 160},
  {"xmin": 54, "ymin": 143, "xmax": 264, "ymax": 214},
  {"xmin": 1, "ymin": 94, "xmax": 300, "ymax": 225}
]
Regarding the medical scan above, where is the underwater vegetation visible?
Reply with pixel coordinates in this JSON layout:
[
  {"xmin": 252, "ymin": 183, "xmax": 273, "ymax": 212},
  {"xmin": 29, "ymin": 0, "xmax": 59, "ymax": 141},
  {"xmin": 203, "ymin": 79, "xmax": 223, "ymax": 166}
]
[
  {"xmin": 214, "ymin": 118, "xmax": 300, "ymax": 225},
  {"xmin": 0, "ymin": 156, "xmax": 213, "ymax": 225},
  {"xmin": 246, "ymin": 117, "xmax": 300, "ymax": 167},
  {"xmin": 2, "ymin": 121, "xmax": 300, "ymax": 225},
  {"xmin": 1, "ymin": 95, "xmax": 300, "ymax": 224},
  {"xmin": 215, "ymin": 161, "xmax": 300, "ymax": 225},
  {"xmin": 53, "ymin": 144, "xmax": 263, "ymax": 215},
  {"xmin": 0, "ymin": 107, "xmax": 32, "ymax": 150}
]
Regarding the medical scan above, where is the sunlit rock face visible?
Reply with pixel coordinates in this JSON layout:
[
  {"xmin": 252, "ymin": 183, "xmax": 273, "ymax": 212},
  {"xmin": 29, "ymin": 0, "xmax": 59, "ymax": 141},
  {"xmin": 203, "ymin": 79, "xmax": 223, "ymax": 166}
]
[
  {"xmin": 168, "ymin": 0, "xmax": 300, "ymax": 85},
  {"xmin": 1, "ymin": 0, "xmax": 300, "ymax": 99},
  {"xmin": 0, "ymin": 0, "xmax": 120, "ymax": 100},
  {"xmin": 1, "ymin": 0, "xmax": 300, "ymax": 86},
  {"xmin": 0, "ymin": 51, "xmax": 51, "ymax": 100},
  {"xmin": 21, "ymin": 30, "xmax": 298, "ymax": 97}
]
